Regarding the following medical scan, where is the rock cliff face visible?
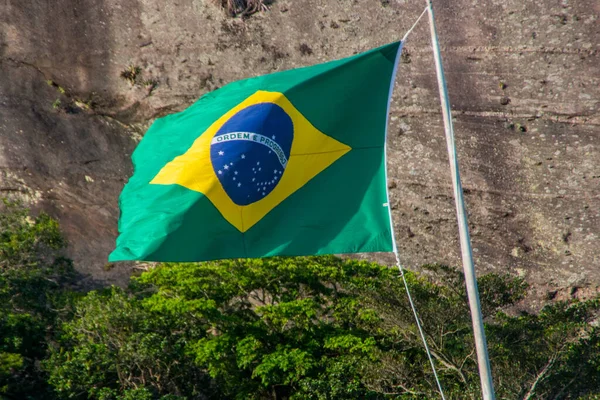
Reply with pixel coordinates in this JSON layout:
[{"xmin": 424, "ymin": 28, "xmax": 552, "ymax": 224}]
[{"xmin": 1, "ymin": 0, "xmax": 598, "ymax": 300}]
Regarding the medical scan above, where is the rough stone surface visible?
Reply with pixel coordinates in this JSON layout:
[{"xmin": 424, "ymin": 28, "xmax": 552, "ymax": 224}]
[{"xmin": 1, "ymin": 0, "xmax": 598, "ymax": 301}]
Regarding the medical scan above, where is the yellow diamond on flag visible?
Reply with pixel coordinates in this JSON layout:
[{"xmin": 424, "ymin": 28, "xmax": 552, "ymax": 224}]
[{"xmin": 150, "ymin": 90, "xmax": 351, "ymax": 232}]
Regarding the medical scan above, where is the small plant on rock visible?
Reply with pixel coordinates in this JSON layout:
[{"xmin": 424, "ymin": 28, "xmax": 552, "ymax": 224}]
[
  {"xmin": 141, "ymin": 78, "xmax": 159, "ymax": 94},
  {"xmin": 214, "ymin": 0, "xmax": 268, "ymax": 17},
  {"xmin": 120, "ymin": 65, "xmax": 142, "ymax": 85}
]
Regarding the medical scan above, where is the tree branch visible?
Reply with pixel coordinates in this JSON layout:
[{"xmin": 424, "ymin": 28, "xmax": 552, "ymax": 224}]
[
  {"xmin": 523, "ymin": 354, "xmax": 558, "ymax": 400},
  {"xmin": 552, "ymin": 374, "xmax": 577, "ymax": 400},
  {"xmin": 429, "ymin": 348, "xmax": 468, "ymax": 384}
]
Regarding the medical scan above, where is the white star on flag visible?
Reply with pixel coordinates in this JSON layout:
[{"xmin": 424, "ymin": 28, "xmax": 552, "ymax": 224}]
[
  {"xmin": 218, "ymin": 151, "xmax": 224, "ymax": 156},
  {"xmin": 241, "ymin": 154, "xmax": 246, "ymax": 159},
  {"xmin": 224, "ymin": 165, "xmax": 229, "ymax": 170}
]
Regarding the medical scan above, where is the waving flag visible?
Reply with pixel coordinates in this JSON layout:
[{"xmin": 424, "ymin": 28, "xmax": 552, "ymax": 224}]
[{"xmin": 110, "ymin": 41, "xmax": 402, "ymax": 262}]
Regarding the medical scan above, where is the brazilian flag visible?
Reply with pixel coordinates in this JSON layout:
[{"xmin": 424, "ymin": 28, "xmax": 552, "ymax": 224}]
[{"xmin": 110, "ymin": 41, "xmax": 403, "ymax": 262}]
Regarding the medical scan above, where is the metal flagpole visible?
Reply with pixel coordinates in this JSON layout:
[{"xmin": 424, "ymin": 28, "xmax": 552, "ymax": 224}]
[{"xmin": 424, "ymin": 1, "xmax": 496, "ymax": 399}]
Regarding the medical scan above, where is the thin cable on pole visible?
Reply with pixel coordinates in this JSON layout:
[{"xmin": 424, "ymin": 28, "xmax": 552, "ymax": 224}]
[
  {"xmin": 394, "ymin": 252, "xmax": 447, "ymax": 399},
  {"xmin": 382, "ymin": 9, "xmax": 446, "ymax": 400},
  {"xmin": 402, "ymin": 7, "xmax": 428, "ymax": 42}
]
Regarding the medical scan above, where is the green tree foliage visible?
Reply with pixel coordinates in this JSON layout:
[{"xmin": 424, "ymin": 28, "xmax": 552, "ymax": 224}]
[
  {"xmin": 46, "ymin": 258, "xmax": 600, "ymax": 399},
  {"xmin": 47, "ymin": 258, "xmax": 392, "ymax": 399},
  {"xmin": 2, "ymin": 201, "xmax": 599, "ymax": 399},
  {"xmin": 46, "ymin": 286, "xmax": 208, "ymax": 400},
  {"xmin": 0, "ymin": 200, "xmax": 76, "ymax": 398},
  {"xmin": 489, "ymin": 299, "xmax": 600, "ymax": 399}
]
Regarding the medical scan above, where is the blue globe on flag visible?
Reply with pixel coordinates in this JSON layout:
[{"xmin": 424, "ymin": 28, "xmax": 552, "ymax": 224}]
[{"xmin": 210, "ymin": 103, "xmax": 294, "ymax": 206}]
